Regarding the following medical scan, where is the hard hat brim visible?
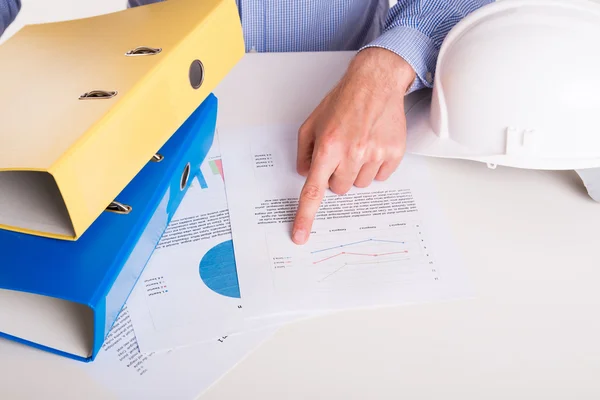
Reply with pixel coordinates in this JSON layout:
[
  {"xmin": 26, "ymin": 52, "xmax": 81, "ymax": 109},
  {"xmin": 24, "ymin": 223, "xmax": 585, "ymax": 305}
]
[{"xmin": 404, "ymin": 90, "xmax": 600, "ymax": 171}]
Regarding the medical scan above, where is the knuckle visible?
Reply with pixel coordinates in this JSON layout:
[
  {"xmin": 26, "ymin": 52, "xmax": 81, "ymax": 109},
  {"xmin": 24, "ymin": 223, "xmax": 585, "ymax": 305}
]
[
  {"xmin": 313, "ymin": 137, "xmax": 337, "ymax": 160},
  {"xmin": 391, "ymin": 148, "xmax": 405, "ymax": 161},
  {"xmin": 370, "ymin": 147, "xmax": 386, "ymax": 163},
  {"xmin": 298, "ymin": 123, "xmax": 310, "ymax": 138},
  {"xmin": 301, "ymin": 184, "xmax": 322, "ymax": 201},
  {"xmin": 346, "ymin": 143, "xmax": 367, "ymax": 163},
  {"xmin": 388, "ymin": 142, "xmax": 406, "ymax": 160},
  {"xmin": 319, "ymin": 133, "xmax": 339, "ymax": 152}
]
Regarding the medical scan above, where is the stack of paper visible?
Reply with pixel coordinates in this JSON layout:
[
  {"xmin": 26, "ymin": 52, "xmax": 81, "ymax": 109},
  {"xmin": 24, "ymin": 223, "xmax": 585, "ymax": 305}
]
[
  {"xmin": 94, "ymin": 120, "xmax": 473, "ymax": 397},
  {"xmin": 126, "ymin": 123, "xmax": 472, "ymax": 354}
]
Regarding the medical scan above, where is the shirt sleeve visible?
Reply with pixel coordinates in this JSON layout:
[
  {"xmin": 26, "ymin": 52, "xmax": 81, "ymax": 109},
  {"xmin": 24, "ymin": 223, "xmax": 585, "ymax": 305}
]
[
  {"xmin": 361, "ymin": 0, "xmax": 495, "ymax": 93},
  {"xmin": 0, "ymin": 0, "xmax": 21, "ymax": 38},
  {"xmin": 127, "ymin": 0, "xmax": 165, "ymax": 7}
]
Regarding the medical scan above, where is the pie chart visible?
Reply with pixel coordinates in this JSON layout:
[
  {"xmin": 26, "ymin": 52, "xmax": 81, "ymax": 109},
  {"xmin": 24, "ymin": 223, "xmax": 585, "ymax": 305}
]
[{"xmin": 199, "ymin": 240, "xmax": 240, "ymax": 298}]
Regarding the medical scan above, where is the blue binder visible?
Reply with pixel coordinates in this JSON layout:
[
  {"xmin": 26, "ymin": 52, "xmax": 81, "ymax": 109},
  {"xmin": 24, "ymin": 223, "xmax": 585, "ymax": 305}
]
[{"xmin": 0, "ymin": 94, "xmax": 219, "ymax": 362}]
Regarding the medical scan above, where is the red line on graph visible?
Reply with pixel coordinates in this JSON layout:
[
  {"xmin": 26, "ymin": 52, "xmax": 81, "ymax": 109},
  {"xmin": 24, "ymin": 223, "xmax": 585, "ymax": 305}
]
[{"xmin": 312, "ymin": 250, "xmax": 408, "ymax": 265}]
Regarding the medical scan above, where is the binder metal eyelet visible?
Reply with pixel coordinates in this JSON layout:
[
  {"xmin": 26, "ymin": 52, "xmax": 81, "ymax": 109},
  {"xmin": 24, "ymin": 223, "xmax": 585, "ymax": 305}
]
[
  {"xmin": 151, "ymin": 153, "xmax": 164, "ymax": 163},
  {"xmin": 105, "ymin": 201, "xmax": 132, "ymax": 215},
  {"xmin": 125, "ymin": 46, "xmax": 162, "ymax": 56},
  {"xmin": 189, "ymin": 60, "xmax": 204, "ymax": 90},
  {"xmin": 180, "ymin": 163, "xmax": 191, "ymax": 191},
  {"xmin": 79, "ymin": 90, "xmax": 118, "ymax": 100}
]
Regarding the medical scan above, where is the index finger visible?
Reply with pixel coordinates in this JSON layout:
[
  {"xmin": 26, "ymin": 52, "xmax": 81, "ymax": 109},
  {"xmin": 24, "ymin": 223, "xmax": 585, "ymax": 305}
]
[{"xmin": 292, "ymin": 153, "xmax": 337, "ymax": 245}]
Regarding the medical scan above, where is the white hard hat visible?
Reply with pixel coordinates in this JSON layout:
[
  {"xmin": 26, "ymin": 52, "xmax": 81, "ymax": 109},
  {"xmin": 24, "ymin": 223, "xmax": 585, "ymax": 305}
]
[{"xmin": 405, "ymin": 0, "xmax": 600, "ymax": 174}]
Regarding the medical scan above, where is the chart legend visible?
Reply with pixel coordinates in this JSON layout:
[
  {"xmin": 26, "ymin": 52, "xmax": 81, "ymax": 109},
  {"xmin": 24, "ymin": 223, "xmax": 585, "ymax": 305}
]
[{"xmin": 144, "ymin": 276, "xmax": 169, "ymax": 297}]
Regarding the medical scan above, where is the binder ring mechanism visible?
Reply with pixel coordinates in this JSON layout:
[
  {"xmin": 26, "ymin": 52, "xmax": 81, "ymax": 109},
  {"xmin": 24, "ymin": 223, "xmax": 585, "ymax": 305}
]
[
  {"xmin": 125, "ymin": 46, "xmax": 162, "ymax": 57},
  {"xmin": 151, "ymin": 153, "xmax": 164, "ymax": 163},
  {"xmin": 104, "ymin": 161, "xmax": 188, "ymax": 215},
  {"xmin": 79, "ymin": 90, "xmax": 118, "ymax": 100},
  {"xmin": 105, "ymin": 201, "xmax": 132, "ymax": 215}
]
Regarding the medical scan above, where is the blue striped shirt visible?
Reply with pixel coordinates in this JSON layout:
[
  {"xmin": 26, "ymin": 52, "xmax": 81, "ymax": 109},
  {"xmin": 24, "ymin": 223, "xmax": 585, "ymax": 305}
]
[
  {"xmin": 0, "ymin": 0, "xmax": 18, "ymax": 37},
  {"xmin": 1, "ymin": 0, "xmax": 493, "ymax": 92}
]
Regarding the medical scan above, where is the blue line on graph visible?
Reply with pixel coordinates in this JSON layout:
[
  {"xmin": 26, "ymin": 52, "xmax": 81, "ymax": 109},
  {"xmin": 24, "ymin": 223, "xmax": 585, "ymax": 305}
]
[{"xmin": 310, "ymin": 238, "xmax": 406, "ymax": 254}]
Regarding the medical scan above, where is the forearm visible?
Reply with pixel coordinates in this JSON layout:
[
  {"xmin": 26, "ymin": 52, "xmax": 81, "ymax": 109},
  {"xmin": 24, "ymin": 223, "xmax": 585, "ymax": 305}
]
[
  {"xmin": 362, "ymin": 0, "xmax": 495, "ymax": 93},
  {"xmin": 0, "ymin": 0, "xmax": 20, "ymax": 38}
]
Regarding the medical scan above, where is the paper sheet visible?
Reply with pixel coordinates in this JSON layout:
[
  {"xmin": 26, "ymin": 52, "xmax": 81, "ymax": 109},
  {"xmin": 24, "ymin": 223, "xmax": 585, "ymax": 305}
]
[
  {"xmin": 127, "ymin": 139, "xmax": 325, "ymax": 353},
  {"xmin": 218, "ymin": 124, "xmax": 473, "ymax": 318},
  {"xmin": 126, "ymin": 144, "xmax": 244, "ymax": 354},
  {"xmin": 84, "ymin": 306, "xmax": 275, "ymax": 400}
]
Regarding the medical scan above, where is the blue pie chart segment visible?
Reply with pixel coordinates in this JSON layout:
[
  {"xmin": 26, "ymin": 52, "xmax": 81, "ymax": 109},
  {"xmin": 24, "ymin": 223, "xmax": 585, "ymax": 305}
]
[{"xmin": 199, "ymin": 240, "xmax": 240, "ymax": 298}]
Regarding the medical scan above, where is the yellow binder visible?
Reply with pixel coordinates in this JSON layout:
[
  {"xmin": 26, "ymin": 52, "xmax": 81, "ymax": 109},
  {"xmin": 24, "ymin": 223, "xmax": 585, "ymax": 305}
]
[{"xmin": 0, "ymin": 0, "xmax": 244, "ymax": 240}]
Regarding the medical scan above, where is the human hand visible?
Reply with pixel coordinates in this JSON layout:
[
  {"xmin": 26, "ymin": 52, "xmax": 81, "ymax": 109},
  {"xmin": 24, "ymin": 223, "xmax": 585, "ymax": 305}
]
[{"xmin": 291, "ymin": 48, "xmax": 416, "ymax": 245}]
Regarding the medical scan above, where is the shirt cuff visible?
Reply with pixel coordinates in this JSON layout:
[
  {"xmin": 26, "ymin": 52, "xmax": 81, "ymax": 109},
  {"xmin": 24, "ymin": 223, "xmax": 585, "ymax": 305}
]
[
  {"xmin": 360, "ymin": 25, "xmax": 439, "ymax": 93},
  {"xmin": 128, "ymin": 0, "xmax": 164, "ymax": 8}
]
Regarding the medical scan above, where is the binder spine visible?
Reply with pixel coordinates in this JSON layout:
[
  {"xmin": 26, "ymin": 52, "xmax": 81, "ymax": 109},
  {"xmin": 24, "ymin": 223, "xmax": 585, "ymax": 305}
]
[{"xmin": 95, "ymin": 94, "xmax": 218, "ymax": 360}]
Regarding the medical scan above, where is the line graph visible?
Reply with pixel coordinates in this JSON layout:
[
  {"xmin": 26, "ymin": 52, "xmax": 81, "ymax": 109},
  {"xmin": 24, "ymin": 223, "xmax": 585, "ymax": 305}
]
[
  {"xmin": 310, "ymin": 238, "xmax": 407, "ymax": 254},
  {"xmin": 316, "ymin": 250, "xmax": 411, "ymax": 283},
  {"xmin": 312, "ymin": 250, "xmax": 409, "ymax": 265},
  {"xmin": 308, "ymin": 234, "xmax": 416, "ymax": 285},
  {"xmin": 266, "ymin": 222, "xmax": 439, "ymax": 292}
]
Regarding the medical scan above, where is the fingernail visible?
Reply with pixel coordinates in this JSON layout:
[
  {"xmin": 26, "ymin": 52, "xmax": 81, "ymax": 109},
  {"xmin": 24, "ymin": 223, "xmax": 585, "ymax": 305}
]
[{"xmin": 293, "ymin": 229, "xmax": 307, "ymax": 244}]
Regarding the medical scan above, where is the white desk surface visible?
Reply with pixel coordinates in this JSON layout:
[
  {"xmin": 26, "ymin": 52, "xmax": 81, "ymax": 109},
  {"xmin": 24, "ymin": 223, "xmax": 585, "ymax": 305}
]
[{"xmin": 3, "ymin": 3, "xmax": 600, "ymax": 400}]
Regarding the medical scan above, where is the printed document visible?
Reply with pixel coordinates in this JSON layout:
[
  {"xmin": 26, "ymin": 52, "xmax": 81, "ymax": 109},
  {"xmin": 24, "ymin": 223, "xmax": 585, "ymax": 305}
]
[
  {"xmin": 218, "ymin": 124, "xmax": 472, "ymax": 318},
  {"xmin": 126, "ymin": 144, "xmax": 244, "ymax": 353},
  {"xmin": 84, "ymin": 306, "xmax": 275, "ymax": 400},
  {"xmin": 126, "ymin": 141, "xmax": 323, "ymax": 353}
]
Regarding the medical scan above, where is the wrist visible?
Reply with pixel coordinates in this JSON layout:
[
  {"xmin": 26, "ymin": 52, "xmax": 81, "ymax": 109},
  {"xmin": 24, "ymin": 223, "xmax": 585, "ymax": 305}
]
[{"xmin": 349, "ymin": 47, "xmax": 416, "ymax": 95}]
